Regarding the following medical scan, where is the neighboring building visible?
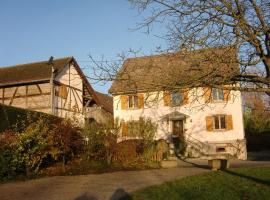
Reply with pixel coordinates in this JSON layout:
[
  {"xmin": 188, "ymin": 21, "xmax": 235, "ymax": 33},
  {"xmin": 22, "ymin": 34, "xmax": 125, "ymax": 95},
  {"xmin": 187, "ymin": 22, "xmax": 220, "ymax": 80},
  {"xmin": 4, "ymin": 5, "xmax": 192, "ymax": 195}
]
[
  {"xmin": 0, "ymin": 57, "xmax": 112, "ymax": 124},
  {"xmin": 109, "ymin": 46, "xmax": 247, "ymax": 159}
]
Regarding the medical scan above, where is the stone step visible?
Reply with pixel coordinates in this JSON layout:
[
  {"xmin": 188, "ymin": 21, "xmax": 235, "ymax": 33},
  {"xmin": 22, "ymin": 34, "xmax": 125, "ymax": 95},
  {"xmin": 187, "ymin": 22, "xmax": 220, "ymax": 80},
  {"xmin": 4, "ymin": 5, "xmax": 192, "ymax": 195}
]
[{"xmin": 161, "ymin": 160, "xmax": 178, "ymax": 168}]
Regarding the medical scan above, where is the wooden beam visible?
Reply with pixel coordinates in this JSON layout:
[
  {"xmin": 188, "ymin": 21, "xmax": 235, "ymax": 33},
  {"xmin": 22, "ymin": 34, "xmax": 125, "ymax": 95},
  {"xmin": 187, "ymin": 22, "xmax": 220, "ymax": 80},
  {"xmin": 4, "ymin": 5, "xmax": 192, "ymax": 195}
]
[
  {"xmin": 71, "ymin": 88, "xmax": 79, "ymax": 109},
  {"xmin": 2, "ymin": 88, "xmax": 4, "ymax": 104},
  {"xmin": 63, "ymin": 88, "xmax": 69, "ymax": 109},
  {"xmin": 73, "ymin": 88, "xmax": 83, "ymax": 104},
  {"xmin": 9, "ymin": 87, "xmax": 18, "ymax": 106},
  {"xmin": 53, "ymin": 81, "xmax": 83, "ymax": 92},
  {"xmin": 36, "ymin": 84, "xmax": 42, "ymax": 94},
  {"xmin": 55, "ymin": 106, "xmax": 82, "ymax": 114},
  {"xmin": 0, "ymin": 92, "xmax": 50, "ymax": 101},
  {"xmin": 26, "ymin": 85, "xmax": 28, "ymax": 108},
  {"xmin": 28, "ymin": 106, "xmax": 51, "ymax": 110}
]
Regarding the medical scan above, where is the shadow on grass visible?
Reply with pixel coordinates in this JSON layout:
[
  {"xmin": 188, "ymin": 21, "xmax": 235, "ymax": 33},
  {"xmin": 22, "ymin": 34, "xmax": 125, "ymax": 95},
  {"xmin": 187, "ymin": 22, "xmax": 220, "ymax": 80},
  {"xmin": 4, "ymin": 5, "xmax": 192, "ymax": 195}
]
[{"xmin": 223, "ymin": 169, "xmax": 270, "ymax": 186}]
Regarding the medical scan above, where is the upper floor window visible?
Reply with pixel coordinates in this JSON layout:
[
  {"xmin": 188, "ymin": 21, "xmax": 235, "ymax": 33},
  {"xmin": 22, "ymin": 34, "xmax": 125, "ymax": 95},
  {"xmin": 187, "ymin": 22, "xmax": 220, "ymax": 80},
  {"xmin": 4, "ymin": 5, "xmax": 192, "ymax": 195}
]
[
  {"xmin": 128, "ymin": 95, "xmax": 138, "ymax": 108},
  {"xmin": 171, "ymin": 92, "xmax": 183, "ymax": 106},
  {"xmin": 213, "ymin": 115, "xmax": 226, "ymax": 130},
  {"xmin": 212, "ymin": 88, "xmax": 224, "ymax": 101}
]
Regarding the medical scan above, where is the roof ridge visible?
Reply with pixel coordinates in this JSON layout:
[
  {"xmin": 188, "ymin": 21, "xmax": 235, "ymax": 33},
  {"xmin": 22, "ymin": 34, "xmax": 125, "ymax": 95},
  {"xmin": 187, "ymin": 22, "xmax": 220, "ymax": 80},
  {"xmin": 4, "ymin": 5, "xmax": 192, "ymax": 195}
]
[
  {"xmin": 0, "ymin": 56, "xmax": 73, "ymax": 70},
  {"xmin": 125, "ymin": 45, "xmax": 235, "ymax": 61}
]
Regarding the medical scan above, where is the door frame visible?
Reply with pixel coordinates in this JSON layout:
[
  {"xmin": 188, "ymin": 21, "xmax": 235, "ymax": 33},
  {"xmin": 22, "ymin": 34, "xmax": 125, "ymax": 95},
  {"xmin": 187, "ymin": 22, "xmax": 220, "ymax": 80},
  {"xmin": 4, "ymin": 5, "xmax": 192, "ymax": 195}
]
[{"xmin": 171, "ymin": 119, "xmax": 184, "ymax": 137}]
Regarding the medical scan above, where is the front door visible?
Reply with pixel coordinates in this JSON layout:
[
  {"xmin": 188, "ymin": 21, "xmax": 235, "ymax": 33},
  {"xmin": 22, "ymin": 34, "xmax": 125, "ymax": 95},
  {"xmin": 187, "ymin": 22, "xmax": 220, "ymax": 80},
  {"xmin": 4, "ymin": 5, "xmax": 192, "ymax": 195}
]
[{"xmin": 173, "ymin": 120, "xmax": 184, "ymax": 137}]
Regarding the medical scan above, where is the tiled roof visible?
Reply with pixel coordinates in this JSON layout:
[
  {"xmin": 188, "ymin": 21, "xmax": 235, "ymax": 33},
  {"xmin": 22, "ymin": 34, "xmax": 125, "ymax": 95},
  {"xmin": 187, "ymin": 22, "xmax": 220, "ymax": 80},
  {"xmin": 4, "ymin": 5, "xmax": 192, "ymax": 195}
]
[
  {"xmin": 94, "ymin": 91, "xmax": 113, "ymax": 114},
  {"xmin": 0, "ymin": 57, "xmax": 72, "ymax": 87},
  {"xmin": 109, "ymin": 46, "xmax": 239, "ymax": 94}
]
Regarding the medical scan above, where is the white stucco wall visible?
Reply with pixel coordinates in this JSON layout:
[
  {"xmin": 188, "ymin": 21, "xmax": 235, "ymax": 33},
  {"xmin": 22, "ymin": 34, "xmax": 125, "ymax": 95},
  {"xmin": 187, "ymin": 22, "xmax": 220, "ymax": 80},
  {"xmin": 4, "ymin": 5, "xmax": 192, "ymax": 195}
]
[
  {"xmin": 54, "ymin": 63, "xmax": 84, "ymax": 124},
  {"xmin": 113, "ymin": 88, "xmax": 246, "ymax": 159}
]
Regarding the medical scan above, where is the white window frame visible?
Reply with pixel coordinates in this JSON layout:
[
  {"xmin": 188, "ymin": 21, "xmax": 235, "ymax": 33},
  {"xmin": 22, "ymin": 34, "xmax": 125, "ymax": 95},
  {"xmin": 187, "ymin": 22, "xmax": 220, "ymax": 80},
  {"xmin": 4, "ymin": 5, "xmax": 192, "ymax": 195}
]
[
  {"xmin": 212, "ymin": 88, "xmax": 224, "ymax": 101},
  {"xmin": 171, "ymin": 92, "xmax": 183, "ymax": 107},
  {"xmin": 213, "ymin": 115, "xmax": 226, "ymax": 130},
  {"xmin": 128, "ymin": 95, "xmax": 138, "ymax": 109}
]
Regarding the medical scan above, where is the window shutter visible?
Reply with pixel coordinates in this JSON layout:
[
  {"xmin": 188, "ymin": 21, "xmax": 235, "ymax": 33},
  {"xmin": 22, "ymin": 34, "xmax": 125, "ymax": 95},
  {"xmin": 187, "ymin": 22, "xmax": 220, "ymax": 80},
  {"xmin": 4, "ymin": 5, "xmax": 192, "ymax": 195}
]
[
  {"xmin": 121, "ymin": 95, "xmax": 128, "ymax": 110},
  {"xmin": 224, "ymin": 90, "xmax": 231, "ymax": 102},
  {"xmin": 203, "ymin": 87, "xmax": 212, "ymax": 103},
  {"xmin": 121, "ymin": 121, "xmax": 128, "ymax": 137},
  {"xmin": 226, "ymin": 115, "xmax": 233, "ymax": 130},
  {"xmin": 163, "ymin": 91, "xmax": 171, "ymax": 106},
  {"xmin": 138, "ymin": 93, "xmax": 144, "ymax": 109},
  {"xmin": 182, "ymin": 89, "xmax": 189, "ymax": 105},
  {"xmin": 206, "ymin": 116, "xmax": 213, "ymax": 131},
  {"xmin": 59, "ymin": 85, "xmax": 68, "ymax": 99}
]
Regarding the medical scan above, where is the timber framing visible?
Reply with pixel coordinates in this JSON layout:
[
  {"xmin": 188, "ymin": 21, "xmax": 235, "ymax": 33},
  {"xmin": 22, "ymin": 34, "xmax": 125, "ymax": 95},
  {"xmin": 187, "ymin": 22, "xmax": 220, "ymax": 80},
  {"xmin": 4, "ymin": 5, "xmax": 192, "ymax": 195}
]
[{"xmin": 0, "ymin": 56, "xmax": 113, "ymax": 122}]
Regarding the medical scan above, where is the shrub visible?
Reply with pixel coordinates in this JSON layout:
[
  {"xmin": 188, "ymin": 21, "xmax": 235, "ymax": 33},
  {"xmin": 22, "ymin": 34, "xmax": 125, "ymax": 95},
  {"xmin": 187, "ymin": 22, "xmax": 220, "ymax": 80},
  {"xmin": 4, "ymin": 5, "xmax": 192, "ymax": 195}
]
[
  {"xmin": 82, "ymin": 118, "xmax": 119, "ymax": 165},
  {"xmin": 47, "ymin": 120, "xmax": 84, "ymax": 169},
  {"xmin": 0, "ymin": 130, "xmax": 19, "ymax": 180},
  {"xmin": 15, "ymin": 116, "xmax": 51, "ymax": 175},
  {"xmin": 126, "ymin": 118, "xmax": 157, "ymax": 146},
  {"xmin": 112, "ymin": 139, "xmax": 169, "ymax": 168}
]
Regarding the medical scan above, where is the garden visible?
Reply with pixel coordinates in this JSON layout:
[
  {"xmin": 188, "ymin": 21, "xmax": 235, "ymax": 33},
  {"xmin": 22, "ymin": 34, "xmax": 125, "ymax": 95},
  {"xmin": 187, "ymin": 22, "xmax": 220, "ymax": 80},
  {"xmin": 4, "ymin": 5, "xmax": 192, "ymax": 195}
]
[{"xmin": 0, "ymin": 104, "xmax": 169, "ymax": 182}]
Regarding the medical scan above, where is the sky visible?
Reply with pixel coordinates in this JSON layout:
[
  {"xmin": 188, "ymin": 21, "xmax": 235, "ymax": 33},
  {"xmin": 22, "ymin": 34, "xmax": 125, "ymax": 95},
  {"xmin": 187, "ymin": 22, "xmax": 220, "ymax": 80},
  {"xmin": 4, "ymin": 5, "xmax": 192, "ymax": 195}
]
[{"xmin": 0, "ymin": 0, "xmax": 167, "ymax": 93}]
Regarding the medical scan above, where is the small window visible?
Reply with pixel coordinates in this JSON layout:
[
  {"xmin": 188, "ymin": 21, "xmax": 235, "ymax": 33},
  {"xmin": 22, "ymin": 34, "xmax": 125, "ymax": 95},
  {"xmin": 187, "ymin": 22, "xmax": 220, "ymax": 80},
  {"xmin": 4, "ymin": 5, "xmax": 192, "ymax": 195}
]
[
  {"xmin": 171, "ymin": 92, "xmax": 183, "ymax": 106},
  {"xmin": 213, "ymin": 115, "xmax": 226, "ymax": 130},
  {"xmin": 216, "ymin": 147, "xmax": 226, "ymax": 152},
  {"xmin": 212, "ymin": 88, "xmax": 224, "ymax": 100},
  {"xmin": 128, "ymin": 95, "xmax": 138, "ymax": 108}
]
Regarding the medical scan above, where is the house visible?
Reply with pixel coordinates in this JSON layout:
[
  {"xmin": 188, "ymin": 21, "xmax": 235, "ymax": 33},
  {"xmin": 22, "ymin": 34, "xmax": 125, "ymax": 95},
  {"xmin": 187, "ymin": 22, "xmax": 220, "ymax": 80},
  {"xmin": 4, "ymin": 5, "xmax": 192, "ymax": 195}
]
[
  {"xmin": 109, "ymin": 46, "xmax": 247, "ymax": 159},
  {"xmin": 0, "ymin": 57, "xmax": 113, "ymax": 124}
]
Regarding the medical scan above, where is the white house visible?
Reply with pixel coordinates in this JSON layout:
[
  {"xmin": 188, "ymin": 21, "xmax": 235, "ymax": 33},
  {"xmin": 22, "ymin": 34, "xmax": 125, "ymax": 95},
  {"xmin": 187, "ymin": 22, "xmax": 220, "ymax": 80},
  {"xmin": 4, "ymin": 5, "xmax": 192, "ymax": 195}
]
[
  {"xmin": 109, "ymin": 46, "xmax": 247, "ymax": 159},
  {"xmin": 0, "ymin": 57, "xmax": 113, "ymax": 124}
]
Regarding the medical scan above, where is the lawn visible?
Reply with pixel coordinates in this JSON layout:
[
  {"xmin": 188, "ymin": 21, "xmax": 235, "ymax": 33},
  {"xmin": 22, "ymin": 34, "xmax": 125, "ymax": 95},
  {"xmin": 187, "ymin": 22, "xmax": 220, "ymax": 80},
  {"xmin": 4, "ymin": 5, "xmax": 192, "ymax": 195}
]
[{"xmin": 122, "ymin": 167, "xmax": 270, "ymax": 200}]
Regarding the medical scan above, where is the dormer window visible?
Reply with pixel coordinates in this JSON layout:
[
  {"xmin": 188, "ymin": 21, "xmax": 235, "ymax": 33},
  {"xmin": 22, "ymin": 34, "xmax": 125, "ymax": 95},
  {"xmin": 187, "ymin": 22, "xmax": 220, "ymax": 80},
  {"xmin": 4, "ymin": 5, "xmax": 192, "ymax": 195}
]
[
  {"xmin": 212, "ymin": 88, "xmax": 224, "ymax": 101},
  {"xmin": 128, "ymin": 95, "xmax": 138, "ymax": 108},
  {"xmin": 171, "ymin": 92, "xmax": 183, "ymax": 106}
]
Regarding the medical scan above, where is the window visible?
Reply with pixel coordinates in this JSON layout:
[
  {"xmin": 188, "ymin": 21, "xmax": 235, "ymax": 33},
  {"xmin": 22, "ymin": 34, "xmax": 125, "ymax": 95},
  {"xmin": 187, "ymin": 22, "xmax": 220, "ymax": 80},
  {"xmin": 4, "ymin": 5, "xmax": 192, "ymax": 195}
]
[
  {"xmin": 212, "ymin": 88, "xmax": 224, "ymax": 101},
  {"xmin": 128, "ymin": 95, "xmax": 138, "ymax": 108},
  {"xmin": 171, "ymin": 92, "xmax": 183, "ymax": 106},
  {"xmin": 213, "ymin": 115, "xmax": 226, "ymax": 130}
]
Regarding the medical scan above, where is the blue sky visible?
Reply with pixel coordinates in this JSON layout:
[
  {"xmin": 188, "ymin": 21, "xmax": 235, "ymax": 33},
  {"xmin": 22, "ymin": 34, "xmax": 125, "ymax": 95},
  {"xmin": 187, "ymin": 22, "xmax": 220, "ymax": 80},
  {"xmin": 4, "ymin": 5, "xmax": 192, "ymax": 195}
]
[{"xmin": 0, "ymin": 0, "xmax": 167, "ymax": 93}]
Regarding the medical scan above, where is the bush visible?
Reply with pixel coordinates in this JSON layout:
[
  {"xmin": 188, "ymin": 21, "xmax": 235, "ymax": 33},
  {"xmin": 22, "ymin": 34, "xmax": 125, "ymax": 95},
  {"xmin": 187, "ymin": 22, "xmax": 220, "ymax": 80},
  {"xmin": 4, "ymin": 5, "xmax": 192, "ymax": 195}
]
[
  {"xmin": 0, "ymin": 130, "xmax": 19, "ymax": 180},
  {"xmin": 82, "ymin": 118, "xmax": 119, "ymax": 165},
  {"xmin": 127, "ymin": 118, "xmax": 157, "ymax": 144},
  {"xmin": 112, "ymin": 139, "xmax": 169, "ymax": 168},
  {"xmin": 47, "ymin": 120, "xmax": 84, "ymax": 169},
  {"xmin": 15, "ymin": 116, "xmax": 52, "ymax": 175}
]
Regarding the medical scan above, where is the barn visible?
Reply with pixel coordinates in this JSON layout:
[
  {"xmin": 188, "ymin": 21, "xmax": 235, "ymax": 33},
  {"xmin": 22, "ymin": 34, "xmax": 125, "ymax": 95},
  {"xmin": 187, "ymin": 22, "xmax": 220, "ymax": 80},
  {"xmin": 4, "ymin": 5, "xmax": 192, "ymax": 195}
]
[{"xmin": 0, "ymin": 57, "xmax": 112, "ymax": 124}]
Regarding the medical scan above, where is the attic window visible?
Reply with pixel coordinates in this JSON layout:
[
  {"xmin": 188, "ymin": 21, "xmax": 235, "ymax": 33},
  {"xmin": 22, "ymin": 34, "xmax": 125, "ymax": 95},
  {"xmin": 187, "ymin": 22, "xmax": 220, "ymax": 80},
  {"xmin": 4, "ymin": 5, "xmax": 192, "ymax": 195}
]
[
  {"xmin": 171, "ymin": 92, "xmax": 183, "ymax": 106},
  {"xmin": 212, "ymin": 88, "xmax": 224, "ymax": 101}
]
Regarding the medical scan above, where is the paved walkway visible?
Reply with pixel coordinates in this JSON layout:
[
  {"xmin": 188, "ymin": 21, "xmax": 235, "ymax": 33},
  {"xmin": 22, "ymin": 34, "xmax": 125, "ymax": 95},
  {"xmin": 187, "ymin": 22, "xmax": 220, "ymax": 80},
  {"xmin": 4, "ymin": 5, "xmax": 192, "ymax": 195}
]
[{"xmin": 0, "ymin": 160, "xmax": 269, "ymax": 200}]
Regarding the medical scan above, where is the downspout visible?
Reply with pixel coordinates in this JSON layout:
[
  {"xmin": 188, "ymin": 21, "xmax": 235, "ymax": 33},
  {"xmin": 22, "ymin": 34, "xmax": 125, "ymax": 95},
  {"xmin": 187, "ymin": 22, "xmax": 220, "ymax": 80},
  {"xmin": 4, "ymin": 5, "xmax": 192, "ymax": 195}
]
[{"xmin": 48, "ymin": 56, "xmax": 55, "ymax": 115}]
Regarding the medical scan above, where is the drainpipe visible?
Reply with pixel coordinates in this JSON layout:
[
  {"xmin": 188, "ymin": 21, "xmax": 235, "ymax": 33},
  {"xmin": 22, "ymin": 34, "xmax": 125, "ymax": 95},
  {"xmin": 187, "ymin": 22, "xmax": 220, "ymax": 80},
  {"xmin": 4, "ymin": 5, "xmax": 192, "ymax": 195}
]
[{"xmin": 48, "ymin": 56, "xmax": 55, "ymax": 115}]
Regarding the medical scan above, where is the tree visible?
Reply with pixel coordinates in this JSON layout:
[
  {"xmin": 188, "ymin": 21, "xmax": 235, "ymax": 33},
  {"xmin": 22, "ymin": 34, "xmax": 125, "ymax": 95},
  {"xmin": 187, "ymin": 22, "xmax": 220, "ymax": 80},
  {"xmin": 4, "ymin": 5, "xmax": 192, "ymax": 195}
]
[
  {"xmin": 90, "ymin": 1, "xmax": 270, "ymax": 97},
  {"xmin": 126, "ymin": 0, "xmax": 270, "ymax": 94}
]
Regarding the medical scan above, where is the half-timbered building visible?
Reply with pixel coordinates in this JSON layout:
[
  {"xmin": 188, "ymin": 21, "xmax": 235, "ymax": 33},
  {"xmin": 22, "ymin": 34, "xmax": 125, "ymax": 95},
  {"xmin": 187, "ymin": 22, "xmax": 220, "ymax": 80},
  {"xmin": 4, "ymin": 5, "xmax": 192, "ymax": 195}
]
[{"xmin": 0, "ymin": 57, "xmax": 112, "ymax": 124}]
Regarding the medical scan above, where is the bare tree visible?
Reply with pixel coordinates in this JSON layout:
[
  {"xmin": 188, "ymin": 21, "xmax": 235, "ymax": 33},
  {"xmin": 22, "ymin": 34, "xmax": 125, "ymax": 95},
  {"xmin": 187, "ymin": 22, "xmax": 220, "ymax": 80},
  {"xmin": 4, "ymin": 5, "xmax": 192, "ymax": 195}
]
[{"xmin": 126, "ymin": 0, "xmax": 270, "ymax": 94}]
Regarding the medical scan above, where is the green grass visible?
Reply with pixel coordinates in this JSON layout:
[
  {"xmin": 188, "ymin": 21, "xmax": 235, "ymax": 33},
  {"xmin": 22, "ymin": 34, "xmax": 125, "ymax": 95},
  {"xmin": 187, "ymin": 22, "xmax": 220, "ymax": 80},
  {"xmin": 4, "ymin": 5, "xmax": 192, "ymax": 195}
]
[{"xmin": 122, "ymin": 167, "xmax": 270, "ymax": 200}]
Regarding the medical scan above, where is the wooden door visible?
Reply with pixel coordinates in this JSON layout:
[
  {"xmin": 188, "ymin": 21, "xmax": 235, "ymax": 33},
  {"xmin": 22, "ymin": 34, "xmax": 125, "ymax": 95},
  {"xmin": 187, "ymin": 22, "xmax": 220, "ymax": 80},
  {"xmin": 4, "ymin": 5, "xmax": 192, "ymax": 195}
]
[{"xmin": 173, "ymin": 120, "xmax": 184, "ymax": 137}]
